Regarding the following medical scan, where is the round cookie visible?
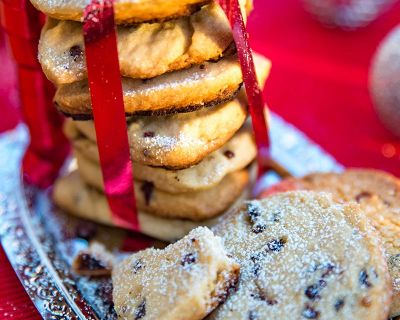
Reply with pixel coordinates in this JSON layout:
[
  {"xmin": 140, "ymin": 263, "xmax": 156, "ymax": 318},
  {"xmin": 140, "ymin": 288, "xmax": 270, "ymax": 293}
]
[
  {"xmin": 210, "ymin": 192, "xmax": 392, "ymax": 320},
  {"xmin": 76, "ymin": 156, "xmax": 250, "ymax": 220},
  {"xmin": 30, "ymin": 0, "xmax": 212, "ymax": 24},
  {"xmin": 65, "ymin": 97, "xmax": 248, "ymax": 169},
  {"xmin": 270, "ymin": 169, "xmax": 400, "ymax": 317},
  {"xmin": 52, "ymin": 171, "xmax": 249, "ymax": 241},
  {"xmin": 54, "ymin": 54, "xmax": 244, "ymax": 118},
  {"xmin": 74, "ymin": 127, "xmax": 256, "ymax": 193},
  {"xmin": 39, "ymin": 3, "xmax": 234, "ymax": 84},
  {"xmin": 113, "ymin": 227, "xmax": 240, "ymax": 320}
]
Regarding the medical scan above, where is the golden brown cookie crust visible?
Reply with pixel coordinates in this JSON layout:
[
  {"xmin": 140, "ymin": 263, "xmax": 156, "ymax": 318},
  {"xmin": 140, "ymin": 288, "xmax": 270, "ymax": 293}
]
[
  {"xmin": 30, "ymin": 0, "xmax": 212, "ymax": 24},
  {"xmin": 54, "ymin": 54, "xmax": 243, "ymax": 117}
]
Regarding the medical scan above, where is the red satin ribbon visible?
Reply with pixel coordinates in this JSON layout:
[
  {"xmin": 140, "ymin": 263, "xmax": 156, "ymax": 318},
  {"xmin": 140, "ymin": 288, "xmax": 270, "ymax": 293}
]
[
  {"xmin": 2, "ymin": 0, "xmax": 69, "ymax": 188},
  {"xmin": 219, "ymin": 0, "xmax": 271, "ymax": 177},
  {"xmin": 83, "ymin": 0, "xmax": 139, "ymax": 230}
]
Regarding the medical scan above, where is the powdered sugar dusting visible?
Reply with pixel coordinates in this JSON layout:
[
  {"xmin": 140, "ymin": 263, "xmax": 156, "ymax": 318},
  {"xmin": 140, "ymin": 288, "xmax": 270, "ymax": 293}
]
[
  {"xmin": 112, "ymin": 227, "xmax": 239, "ymax": 319},
  {"xmin": 210, "ymin": 191, "xmax": 390, "ymax": 320}
]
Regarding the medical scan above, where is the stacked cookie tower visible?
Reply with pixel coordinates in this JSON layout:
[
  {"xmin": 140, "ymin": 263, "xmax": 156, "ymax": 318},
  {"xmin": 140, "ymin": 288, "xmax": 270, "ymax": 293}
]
[{"xmin": 32, "ymin": 0, "xmax": 271, "ymax": 240}]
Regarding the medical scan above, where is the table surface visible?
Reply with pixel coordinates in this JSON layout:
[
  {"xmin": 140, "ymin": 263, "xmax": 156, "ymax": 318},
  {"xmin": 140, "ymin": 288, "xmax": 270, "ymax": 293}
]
[{"xmin": 1, "ymin": 0, "xmax": 400, "ymax": 318}]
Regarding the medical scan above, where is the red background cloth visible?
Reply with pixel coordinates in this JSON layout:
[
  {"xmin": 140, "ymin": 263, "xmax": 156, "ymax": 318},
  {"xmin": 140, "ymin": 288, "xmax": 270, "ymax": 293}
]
[{"xmin": 1, "ymin": 0, "xmax": 400, "ymax": 318}]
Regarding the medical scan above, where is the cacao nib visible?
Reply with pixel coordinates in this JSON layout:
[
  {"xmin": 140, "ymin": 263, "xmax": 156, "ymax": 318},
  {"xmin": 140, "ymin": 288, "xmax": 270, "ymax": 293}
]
[
  {"xmin": 334, "ymin": 298, "xmax": 345, "ymax": 311},
  {"xmin": 181, "ymin": 253, "xmax": 196, "ymax": 266},
  {"xmin": 302, "ymin": 305, "xmax": 320, "ymax": 319},
  {"xmin": 359, "ymin": 269, "xmax": 372, "ymax": 288},
  {"xmin": 134, "ymin": 300, "xmax": 146, "ymax": 320}
]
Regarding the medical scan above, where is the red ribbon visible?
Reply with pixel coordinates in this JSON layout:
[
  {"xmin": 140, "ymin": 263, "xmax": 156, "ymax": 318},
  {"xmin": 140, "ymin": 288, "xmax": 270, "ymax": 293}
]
[
  {"xmin": 2, "ymin": 0, "xmax": 69, "ymax": 188},
  {"xmin": 83, "ymin": 0, "xmax": 139, "ymax": 230},
  {"xmin": 219, "ymin": 0, "xmax": 271, "ymax": 177}
]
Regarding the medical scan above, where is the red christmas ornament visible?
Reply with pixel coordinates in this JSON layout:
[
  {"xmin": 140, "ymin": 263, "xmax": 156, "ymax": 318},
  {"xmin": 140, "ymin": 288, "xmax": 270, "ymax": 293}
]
[
  {"xmin": 370, "ymin": 25, "xmax": 400, "ymax": 138},
  {"xmin": 302, "ymin": 0, "xmax": 395, "ymax": 29}
]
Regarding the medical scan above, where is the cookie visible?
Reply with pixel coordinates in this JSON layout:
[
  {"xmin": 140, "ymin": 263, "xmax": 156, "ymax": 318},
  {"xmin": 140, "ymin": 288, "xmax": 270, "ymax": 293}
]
[
  {"xmin": 209, "ymin": 191, "xmax": 392, "ymax": 320},
  {"xmin": 53, "ymin": 171, "xmax": 248, "ymax": 241},
  {"xmin": 272, "ymin": 169, "xmax": 400, "ymax": 317},
  {"xmin": 113, "ymin": 227, "xmax": 240, "ymax": 320},
  {"xmin": 72, "ymin": 242, "xmax": 114, "ymax": 277},
  {"xmin": 30, "ymin": 0, "xmax": 212, "ymax": 24},
  {"xmin": 54, "ymin": 53, "xmax": 271, "ymax": 118},
  {"xmin": 65, "ymin": 97, "xmax": 248, "ymax": 169},
  {"xmin": 74, "ymin": 126, "xmax": 256, "ymax": 193},
  {"xmin": 76, "ymin": 151, "xmax": 250, "ymax": 220},
  {"xmin": 39, "ymin": 3, "xmax": 234, "ymax": 84}
]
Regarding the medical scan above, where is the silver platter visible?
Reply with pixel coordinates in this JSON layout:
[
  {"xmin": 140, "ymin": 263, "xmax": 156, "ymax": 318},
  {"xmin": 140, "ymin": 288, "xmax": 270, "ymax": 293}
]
[{"xmin": 0, "ymin": 113, "xmax": 342, "ymax": 319}]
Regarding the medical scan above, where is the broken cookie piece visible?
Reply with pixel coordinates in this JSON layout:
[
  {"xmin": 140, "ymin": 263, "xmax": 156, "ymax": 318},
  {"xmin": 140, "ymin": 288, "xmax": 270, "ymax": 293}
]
[
  {"xmin": 112, "ymin": 227, "xmax": 239, "ymax": 320},
  {"xmin": 72, "ymin": 242, "xmax": 114, "ymax": 277}
]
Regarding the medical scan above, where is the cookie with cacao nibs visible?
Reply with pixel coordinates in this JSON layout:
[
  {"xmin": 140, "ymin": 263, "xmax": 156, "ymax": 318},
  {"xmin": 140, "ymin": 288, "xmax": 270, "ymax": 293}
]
[
  {"xmin": 112, "ymin": 227, "xmax": 239, "ymax": 320},
  {"xmin": 209, "ymin": 191, "xmax": 392, "ymax": 320},
  {"xmin": 39, "ymin": 3, "xmax": 235, "ymax": 85},
  {"xmin": 71, "ymin": 124, "xmax": 256, "ymax": 194},
  {"xmin": 53, "ymin": 171, "xmax": 247, "ymax": 242},
  {"xmin": 74, "ymin": 153, "xmax": 249, "ymax": 221},
  {"xmin": 267, "ymin": 169, "xmax": 400, "ymax": 317}
]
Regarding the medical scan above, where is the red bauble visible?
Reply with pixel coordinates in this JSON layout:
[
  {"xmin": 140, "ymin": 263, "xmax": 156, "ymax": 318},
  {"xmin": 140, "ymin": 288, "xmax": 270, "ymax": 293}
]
[
  {"xmin": 370, "ymin": 25, "xmax": 400, "ymax": 138},
  {"xmin": 302, "ymin": 0, "xmax": 395, "ymax": 29}
]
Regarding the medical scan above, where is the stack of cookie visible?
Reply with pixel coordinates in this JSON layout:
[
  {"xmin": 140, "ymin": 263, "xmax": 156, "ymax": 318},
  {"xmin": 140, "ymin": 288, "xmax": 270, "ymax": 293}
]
[{"xmin": 32, "ymin": 0, "xmax": 272, "ymax": 240}]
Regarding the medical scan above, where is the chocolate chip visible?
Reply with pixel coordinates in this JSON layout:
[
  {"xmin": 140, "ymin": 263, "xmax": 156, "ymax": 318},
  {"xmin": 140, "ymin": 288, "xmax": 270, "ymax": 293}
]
[
  {"xmin": 252, "ymin": 224, "xmax": 267, "ymax": 234},
  {"xmin": 266, "ymin": 238, "xmax": 286, "ymax": 252},
  {"xmin": 304, "ymin": 280, "xmax": 326, "ymax": 301},
  {"xmin": 181, "ymin": 253, "xmax": 196, "ymax": 266},
  {"xmin": 302, "ymin": 305, "xmax": 320, "ymax": 319},
  {"xmin": 321, "ymin": 263, "xmax": 336, "ymax": 278},
  {"xmin": 143, "ymin": 131, "xmax": 155, "ymax": 138},
  {"xmin": 247, "ymin": 203, "xmax": 261, "ymax": 220},
  {"xmin": 140, "ymin": 181, "xmax": 154, "ymax": 205},
  {"xmin": 199, "ymin": 64, "xmax": 206, "ymax": 70},
  {"xmin": 359, "ymin": 269, "xmax": 372, "ymax": 288},
  {"xmin": 132, "ymin": 259, "xmax": 144, "ymax": 274},
  {"xmin": 250, "ymin": 252, "xmax": 263, "ymax": 276},
  {"xmin": 355, "ymin": 191, "xmax": 372, "ymax": 203},
  {"xmin": 224, "ymin": 150, "xmax": 235, "ymax": 159},
  {"xmin": 334, "ymin": 298, "xmax": 345, "ymax": 311},
  {"xmin": 134, "ymin": 300, "xmax": 146, "ymax": 320},
  {"xmin": 69, "ymin": 45, "xmax": 82, "ymax": 62},
  {"xmin": 248, "ymin": 310, "xmax": 258, "ymax": 320},
  {"xmin": 247, "ymin": 203, "xmax": 267, "ymax": 234}
]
